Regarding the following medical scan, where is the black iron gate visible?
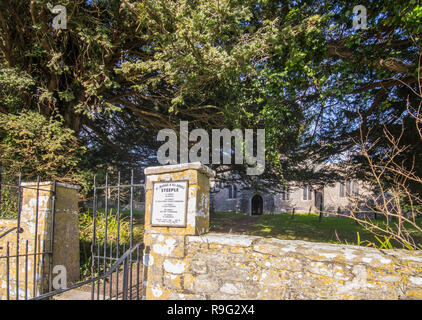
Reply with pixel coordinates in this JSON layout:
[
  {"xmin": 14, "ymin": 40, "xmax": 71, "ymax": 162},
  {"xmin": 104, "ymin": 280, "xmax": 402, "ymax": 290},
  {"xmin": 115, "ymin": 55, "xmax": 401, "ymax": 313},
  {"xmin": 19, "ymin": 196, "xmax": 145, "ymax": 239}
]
[
  {"xmin": 90, "ymin": 171, "xmax": 144, "ymax": 300},
  {"xmin": 31, "ymin": 171, "xmax": 145, "ymax": 300}
]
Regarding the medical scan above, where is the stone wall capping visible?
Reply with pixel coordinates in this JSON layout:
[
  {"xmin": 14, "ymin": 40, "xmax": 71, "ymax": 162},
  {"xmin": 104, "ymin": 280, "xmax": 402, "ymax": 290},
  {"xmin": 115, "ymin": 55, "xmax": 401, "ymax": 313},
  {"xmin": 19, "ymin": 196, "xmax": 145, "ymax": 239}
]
[
  {"xmin": 188, "ymin": 233, "xmax": 262, "ymax": 247},
  {"xmin": 20, "ymin": 181, "xmax": 80, "ymax": 190},
  {"xmin": 144, "ymin": 162, "xmax": 216, "ymax": 178}
]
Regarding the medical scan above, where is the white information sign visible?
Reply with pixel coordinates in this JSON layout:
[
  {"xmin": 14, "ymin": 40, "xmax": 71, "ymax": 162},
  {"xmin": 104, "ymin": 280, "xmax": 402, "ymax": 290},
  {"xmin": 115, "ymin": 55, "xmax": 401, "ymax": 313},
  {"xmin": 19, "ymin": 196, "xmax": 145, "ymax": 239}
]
[{"xmin": 151, "ymin": 181, "xmax": 188, "ymax": 227}]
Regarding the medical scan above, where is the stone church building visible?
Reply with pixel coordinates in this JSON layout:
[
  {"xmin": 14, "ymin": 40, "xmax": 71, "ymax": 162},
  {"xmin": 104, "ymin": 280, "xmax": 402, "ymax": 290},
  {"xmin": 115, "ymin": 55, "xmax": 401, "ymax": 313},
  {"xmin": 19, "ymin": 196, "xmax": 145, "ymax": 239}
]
[{"xmin": 210, "ymin": 177, "xmax": 368, "ymax": 216}]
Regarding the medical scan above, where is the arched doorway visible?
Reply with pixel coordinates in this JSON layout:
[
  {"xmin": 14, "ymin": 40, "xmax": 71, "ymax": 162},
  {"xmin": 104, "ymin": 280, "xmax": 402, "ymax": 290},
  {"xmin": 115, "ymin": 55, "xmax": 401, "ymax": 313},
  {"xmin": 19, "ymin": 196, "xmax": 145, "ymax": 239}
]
[
  {"xmin": 315, "ymin": 190, "xmax": 324, "ymax": 211},
  {"xmin": 251, "ymin": 194, "xmax": 263, "ymax": 215}
]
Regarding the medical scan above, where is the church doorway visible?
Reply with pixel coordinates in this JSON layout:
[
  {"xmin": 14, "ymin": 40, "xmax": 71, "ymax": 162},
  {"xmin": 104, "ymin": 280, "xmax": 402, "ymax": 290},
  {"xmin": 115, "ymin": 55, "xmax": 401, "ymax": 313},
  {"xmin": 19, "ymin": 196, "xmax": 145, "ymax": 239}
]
[
  {"xmin": 315, "ymin": 190, "xmax": 324, "ymax": 212},
  {"xmin": 251, "ymin": 194, "xmax": 263, "ymax": 215}
]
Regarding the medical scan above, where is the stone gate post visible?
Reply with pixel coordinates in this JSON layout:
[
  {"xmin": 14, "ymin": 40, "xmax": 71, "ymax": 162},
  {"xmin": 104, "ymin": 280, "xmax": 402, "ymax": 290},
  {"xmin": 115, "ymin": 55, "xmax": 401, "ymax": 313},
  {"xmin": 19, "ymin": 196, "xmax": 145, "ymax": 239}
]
[
  {"xmin": 142, "ymin": 162, "xmax": 215, "ymax": 299},
  {"xmin": 0, "ymin": 181, "xmax": 80, "ymax": 299}
]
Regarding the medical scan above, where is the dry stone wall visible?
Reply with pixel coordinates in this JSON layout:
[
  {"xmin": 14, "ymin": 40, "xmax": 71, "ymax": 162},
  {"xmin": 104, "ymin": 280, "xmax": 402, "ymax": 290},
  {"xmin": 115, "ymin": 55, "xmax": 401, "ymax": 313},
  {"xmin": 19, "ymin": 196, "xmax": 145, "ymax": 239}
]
[{"xmin": 145, "ymin": 233, "xmax": 422, "ymax": 300}]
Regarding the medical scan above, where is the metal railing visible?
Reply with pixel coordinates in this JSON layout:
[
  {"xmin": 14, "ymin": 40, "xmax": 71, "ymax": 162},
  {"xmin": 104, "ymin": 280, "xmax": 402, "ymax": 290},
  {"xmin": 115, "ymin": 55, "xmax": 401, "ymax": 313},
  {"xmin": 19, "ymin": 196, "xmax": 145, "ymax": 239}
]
[
  {"xmin": 0, "ymin": 227, "xmax": 23, "ymax": 240},
  {"xmin": 1, "ymin": 170, "xmax": 145, "ymax": 300},
  {"xmin": 31, "ymin": 242, "xmax": 144, "ymax": 300},
  {"xmin": 90, "ymin": 171, "xmax": 145, "ymax": 301},
  {"xmin": 32, "ymin": 171, "xmax": 145, "ymax": 300}
]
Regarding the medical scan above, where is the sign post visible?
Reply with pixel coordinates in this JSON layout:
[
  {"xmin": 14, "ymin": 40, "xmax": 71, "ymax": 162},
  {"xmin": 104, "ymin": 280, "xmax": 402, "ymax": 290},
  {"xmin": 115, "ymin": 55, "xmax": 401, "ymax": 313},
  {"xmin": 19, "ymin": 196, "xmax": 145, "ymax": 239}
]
[{"xmin": 142, "ymin": 162, "xmax": 215, "ymax": 299}]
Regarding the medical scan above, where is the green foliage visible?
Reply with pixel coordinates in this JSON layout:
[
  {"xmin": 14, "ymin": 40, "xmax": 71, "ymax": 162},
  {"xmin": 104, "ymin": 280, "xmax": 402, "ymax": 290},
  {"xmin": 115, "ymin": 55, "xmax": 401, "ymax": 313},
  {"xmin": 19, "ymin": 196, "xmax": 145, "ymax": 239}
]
[
  {"xmin": 0, "ymin": 0, "xmax": 159, "ymax": 180},
  {"xmin": 0, "ymin": 186, "xmax": 18, "ymax": 219},
  {"xmin": 78, "ymin": 209, "xmax": 144, "ymax": 278},
  {"xmin": 0, "ymin": 110, "xmax": 89, "ymax": 218},
  {"xmin": 355, "ymin": 232, "xmax": 394, "ymax": 249},
  {"xmin": 374, "ymin": 235, "xmax": 394, "ymax": 250},
  {"xmin": 0, "ymin": 68, "xmax": 34, "ymax": 112},
  {"xmin": 0, "ymin": 110, "xmax": 85, "ymax": 182},
  {"xmin": 0, "ymin": 0, "xmax": 421, "ymax": 193},
  {"xmin": 79, "ymin": 209, "xmax": 143, "ymax": 244},
  {"xmin": 356, "ymin": 232, "xmax": 422, "ymax": 251}
]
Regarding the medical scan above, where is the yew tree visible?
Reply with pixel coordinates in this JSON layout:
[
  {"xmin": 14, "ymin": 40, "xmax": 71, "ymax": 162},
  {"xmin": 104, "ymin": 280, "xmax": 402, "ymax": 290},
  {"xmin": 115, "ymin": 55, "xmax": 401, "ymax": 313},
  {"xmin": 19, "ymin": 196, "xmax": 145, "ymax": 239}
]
[{"xmin": 0, "ymin": 0, "xmax": 421, "ymax": 193}]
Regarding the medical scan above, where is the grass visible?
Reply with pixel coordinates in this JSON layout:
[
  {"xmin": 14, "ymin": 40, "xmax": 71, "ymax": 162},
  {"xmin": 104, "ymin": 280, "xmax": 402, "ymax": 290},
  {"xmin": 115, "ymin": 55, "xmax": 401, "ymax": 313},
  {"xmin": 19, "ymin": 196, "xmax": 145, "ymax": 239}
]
[
  {"xmin": 210, "ymin": 211, "xmax": 422, "ymax": 249},
  {"xmin": 251, "ymin": 213, "xmax": 375, "ymax": 244},
  {"xmin": 210, "ymin": 211, "xmax": 247, "ymax": 230}
]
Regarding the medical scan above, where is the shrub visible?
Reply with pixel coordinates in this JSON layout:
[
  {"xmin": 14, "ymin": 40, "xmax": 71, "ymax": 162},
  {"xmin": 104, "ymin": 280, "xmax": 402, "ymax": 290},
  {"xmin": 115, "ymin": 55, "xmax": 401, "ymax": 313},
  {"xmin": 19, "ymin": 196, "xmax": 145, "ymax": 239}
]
[
  {"xmin": 0, "ymin": 110, "xmax": 85, "ymax": 181},
  {"xmin": 78, "ymin": 209, "xmax": 143, "ymax": 279}
]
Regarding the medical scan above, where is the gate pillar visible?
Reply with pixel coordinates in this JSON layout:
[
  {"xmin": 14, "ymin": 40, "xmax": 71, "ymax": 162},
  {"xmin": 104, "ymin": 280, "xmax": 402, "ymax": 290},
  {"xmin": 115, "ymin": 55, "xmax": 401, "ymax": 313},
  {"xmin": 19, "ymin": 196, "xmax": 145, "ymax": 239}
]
[
  {"xmin": 0, "ymin": 181, "xmax": 79, "ymax": 299},
  {"xmin": 142, "ymin": 162, "xmax": 215, "ymax": 299}
]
